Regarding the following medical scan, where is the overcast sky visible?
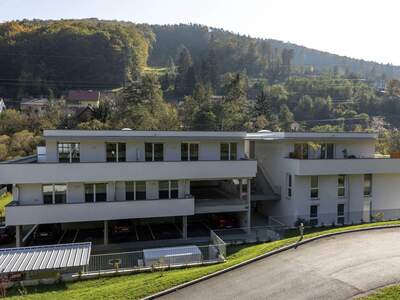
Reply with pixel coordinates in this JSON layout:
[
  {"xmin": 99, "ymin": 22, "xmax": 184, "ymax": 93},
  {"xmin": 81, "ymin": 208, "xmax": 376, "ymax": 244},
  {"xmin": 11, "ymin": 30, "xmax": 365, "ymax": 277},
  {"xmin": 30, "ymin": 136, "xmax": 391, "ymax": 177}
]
[{"xmin": 0, "ymin": 0, "xmax": 398, "ymax": 65}]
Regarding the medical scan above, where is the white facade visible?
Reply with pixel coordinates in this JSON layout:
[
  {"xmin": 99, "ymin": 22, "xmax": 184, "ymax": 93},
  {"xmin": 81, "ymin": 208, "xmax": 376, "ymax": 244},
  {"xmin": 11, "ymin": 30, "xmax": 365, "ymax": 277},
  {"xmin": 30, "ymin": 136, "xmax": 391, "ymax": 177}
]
[
  {"xmin": 3, "ymin": 130, "xmax": 256, "ymax": 236},
  {"xmin": 249, "ymin": 131, "xmax": 400, "ymax": 227},
  {"xmin": 4, "ymin": 129, "xmax": 400, "ymax": 245}
]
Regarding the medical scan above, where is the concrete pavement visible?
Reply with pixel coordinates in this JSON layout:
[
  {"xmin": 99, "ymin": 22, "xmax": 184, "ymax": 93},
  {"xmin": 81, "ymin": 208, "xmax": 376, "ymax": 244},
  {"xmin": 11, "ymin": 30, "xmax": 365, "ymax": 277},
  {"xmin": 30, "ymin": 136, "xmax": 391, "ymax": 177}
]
[{"xmin": 158, "ymin": 227, "xmax": 400, "ymax": 300}]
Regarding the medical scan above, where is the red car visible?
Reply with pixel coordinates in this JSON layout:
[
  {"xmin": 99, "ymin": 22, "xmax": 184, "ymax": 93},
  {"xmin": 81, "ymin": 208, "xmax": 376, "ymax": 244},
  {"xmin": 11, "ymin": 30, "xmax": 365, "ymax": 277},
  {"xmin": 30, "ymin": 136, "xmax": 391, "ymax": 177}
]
[{"xmin": 210, "ymin": 214, "xmax": 237, "ymax": 229}]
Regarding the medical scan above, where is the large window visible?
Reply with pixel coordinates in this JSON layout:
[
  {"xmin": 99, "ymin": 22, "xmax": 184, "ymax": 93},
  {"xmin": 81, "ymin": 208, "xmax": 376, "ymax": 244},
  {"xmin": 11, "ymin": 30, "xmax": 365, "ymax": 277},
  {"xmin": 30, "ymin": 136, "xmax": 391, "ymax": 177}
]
[
  {"xmin": 294, "ymin": 143, "xmax": 309, "ymax": 159},
  {"xmin": 85, "ymin": 183, "xmax": 107, "ymax": 203},
  {"xmin": 106, "ymin": 143, "xmax": 126, "ymax": 162},
  {"xmin": 310, "ymin": 176, "xmax": 319, "ymax": 199},
  {"xmin": 320, "ymin": 143, "xmax": 334, "ymax": 159},
  {"xmin": 42, "ymin": 184, "xmax": 67, "ymax": 204},
  {"xmin": 338, "ymin": 175, "xmax": 346, "ymax": 198},
  {"xmin": 337, "ymin": 204, "xmax": 345, "ymax": 224},
  {"xmin": 364, "ymin": 174, "xmax": 372, "ymax": 197},
  {"xmin": 159, "ymin": 180, "xmax": 179, "ymax": 199},
  {"xmin": 145, "ymin": 143, "xmax": 164, "ymax": 161},
  {"xmin": 310, "ymin": 205, "xmax": 318, "ymax": 226},
  {"xmin": 126, "ymin": 181, "xmax": 147, "ymax": 200},
  {"xmin": 181, "ymin": 143, "xmax": 199, "ymax": 161},
  {"xmin": 287, "ymin": 173, "xmax": 292, "ymax": 199},
  {"xmin": 220, "ymin": 143, "xmax": 237, "ymax": 161},
  {"xmin": 58, "ymin": 143, "xmax": 80, "ymax": 163}
]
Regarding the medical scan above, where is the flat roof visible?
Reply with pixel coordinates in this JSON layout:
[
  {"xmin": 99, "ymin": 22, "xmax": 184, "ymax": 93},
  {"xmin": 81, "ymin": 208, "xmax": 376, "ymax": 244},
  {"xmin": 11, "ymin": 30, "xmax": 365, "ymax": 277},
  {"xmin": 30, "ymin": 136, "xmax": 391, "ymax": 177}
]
[
  {"xmin": 43, "ymin": 130, "xmax": 248, "ymax": 140},
  {"xmin": 0, "ymin": 242, "xmax": 91, "ymax": 274},
  {"xmin": 246, "ymin": 131, "xmax": 378, "ymax": 141}
]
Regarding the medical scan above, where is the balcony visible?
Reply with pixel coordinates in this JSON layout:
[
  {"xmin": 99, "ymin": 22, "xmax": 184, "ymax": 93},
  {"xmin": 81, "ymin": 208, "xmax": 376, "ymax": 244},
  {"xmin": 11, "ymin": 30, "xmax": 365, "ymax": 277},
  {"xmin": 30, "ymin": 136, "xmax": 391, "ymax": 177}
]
[
  {"xmin": 0, "ymin": 160, "xmax": 257, "ymax": 184},
  {"xmin": 286, "ymin": 157, "xmax": 400, "ymax": 176},
  {"xmin": 5, "ymin": 197, "xmax": 195, "ymax": 226}
]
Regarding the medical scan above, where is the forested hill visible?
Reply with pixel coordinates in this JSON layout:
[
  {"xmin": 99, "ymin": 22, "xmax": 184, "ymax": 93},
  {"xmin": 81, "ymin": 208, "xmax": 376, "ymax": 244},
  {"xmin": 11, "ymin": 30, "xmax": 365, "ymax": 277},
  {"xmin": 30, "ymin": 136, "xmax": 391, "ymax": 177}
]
[
  {"xmin": 0, "ymin": 19, "xmax": 399, "ymax": 99},
  {"xmin": 149, "ymin": 24, "xmax": 400, "ymax": 80}
]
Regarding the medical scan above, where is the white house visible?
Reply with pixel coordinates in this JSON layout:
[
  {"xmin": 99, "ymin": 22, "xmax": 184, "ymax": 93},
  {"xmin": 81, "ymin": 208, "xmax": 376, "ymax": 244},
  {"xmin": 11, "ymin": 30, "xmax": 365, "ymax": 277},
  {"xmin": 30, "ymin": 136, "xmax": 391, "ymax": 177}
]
[
  {"xmin": 2, "ymin": 129, "xmax": 400, "ymax": 247},
  {"xmin": 247, "ymin": 131, "xmax": 400, "ymax": 227},
  {"xmin": 0, "ymin": 130, "xmax": 257, "ymax": 246}
]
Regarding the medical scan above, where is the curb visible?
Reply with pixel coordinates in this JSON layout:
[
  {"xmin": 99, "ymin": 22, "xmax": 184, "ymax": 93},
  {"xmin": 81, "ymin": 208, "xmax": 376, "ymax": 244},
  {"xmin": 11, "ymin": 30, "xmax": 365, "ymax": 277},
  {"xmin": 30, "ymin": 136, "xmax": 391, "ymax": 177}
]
[{"xmin": 142, "ymin": 224, "xmax": 400, "ymax": 300}]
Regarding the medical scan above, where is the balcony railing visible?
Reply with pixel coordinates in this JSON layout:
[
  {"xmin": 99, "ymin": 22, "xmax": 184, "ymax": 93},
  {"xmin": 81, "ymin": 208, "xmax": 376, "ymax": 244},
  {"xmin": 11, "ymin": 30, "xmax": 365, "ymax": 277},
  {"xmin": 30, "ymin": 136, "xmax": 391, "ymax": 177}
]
[
  {"xmin": 6, "ymin": 197, "xmax": 195, "ymax": 226},
  {"xmin": 0, "ymin": 160, "xmax": 257, "ymax": 184},
  {"xmin": 286, "ymin": 157, "xmax": 400, "ymax": 175}
]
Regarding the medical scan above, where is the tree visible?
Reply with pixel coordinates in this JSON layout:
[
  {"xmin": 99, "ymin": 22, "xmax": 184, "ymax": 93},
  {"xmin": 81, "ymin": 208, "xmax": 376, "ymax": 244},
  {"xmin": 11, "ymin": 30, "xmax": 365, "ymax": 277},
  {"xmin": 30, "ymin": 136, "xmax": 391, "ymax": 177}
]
[
  {"xmin": 279, "ymin": 104, "xmax": 294, "ymax": 131},
  {"xmin": 0, "ymin": 109, "xmax": 27, "ymax": 135}
]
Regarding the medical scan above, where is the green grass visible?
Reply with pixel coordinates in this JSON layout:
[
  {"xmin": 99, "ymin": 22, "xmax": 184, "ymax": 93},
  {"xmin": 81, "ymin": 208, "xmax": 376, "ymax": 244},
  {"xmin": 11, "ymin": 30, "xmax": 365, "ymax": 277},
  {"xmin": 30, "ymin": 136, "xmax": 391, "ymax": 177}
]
[
  {"xmin": 4, "ymin": 220, "xmax": 400, "ymax": 300},
  {"xmin": 0, "ymin": 192, "xmax": 11, "ymax": 218},
  {"xmin": 360, "ymin": 285, "xmax": 400, "ymax": 299}
]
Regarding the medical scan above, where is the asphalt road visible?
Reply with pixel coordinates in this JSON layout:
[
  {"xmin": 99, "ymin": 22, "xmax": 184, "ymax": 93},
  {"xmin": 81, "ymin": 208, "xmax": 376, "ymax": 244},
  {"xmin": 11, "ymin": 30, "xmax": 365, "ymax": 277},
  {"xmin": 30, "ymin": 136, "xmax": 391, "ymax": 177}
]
[{"xmin": 159, "ymin": 227, "xmax": 400, "ymax": 300}]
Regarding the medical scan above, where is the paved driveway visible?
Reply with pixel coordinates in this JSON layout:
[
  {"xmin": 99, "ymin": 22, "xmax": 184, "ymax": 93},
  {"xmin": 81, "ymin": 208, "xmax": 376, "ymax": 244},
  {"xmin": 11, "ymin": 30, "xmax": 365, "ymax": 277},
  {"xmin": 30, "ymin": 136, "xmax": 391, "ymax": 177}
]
[{"xmin": 159, "ymin": 227, "xmax": 400, "ymax": 300}]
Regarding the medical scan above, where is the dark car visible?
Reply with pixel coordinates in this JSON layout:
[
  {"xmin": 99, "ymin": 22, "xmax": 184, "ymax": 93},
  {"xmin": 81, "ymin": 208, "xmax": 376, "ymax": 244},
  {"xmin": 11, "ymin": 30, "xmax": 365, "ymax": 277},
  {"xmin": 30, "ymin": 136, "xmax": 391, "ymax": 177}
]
[
  {"xmin": 34, "ymin": 224, "xmax": 61, "ymax": 244},
  {"xmin": 111, "ymin": 220, "xmax": 133, "ymax": 236},
  {"xmin": 0, "ymin": 226, "xmax": 14, "ymax": 244},
  {"xmin": 210, "ymin": 214, "xmax": 237, "ymax": 229}
]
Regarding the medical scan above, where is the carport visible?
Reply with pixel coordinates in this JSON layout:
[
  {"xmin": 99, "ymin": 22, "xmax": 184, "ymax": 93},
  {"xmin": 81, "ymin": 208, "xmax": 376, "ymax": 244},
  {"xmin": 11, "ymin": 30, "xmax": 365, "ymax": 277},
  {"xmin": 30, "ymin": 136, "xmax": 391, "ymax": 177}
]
[{"xmin": 0, "ymin": 242, "xmax": 91, "ymax": 276}]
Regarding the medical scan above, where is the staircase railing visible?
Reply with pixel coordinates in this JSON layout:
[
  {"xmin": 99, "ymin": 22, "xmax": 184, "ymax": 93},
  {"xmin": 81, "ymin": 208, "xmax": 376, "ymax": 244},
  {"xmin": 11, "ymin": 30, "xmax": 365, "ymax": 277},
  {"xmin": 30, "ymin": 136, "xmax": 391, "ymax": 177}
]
[{"xmin": 257, "ymin": 163, "xmax": 281, "ymax": 195}]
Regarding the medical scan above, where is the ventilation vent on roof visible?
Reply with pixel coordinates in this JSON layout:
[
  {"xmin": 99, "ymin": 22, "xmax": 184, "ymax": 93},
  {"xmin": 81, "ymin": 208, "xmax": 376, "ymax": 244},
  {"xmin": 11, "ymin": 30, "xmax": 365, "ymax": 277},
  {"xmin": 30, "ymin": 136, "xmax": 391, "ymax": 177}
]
[{"xmin": 121, "ymin": 128, "xmax": 133, "ymax": 131}]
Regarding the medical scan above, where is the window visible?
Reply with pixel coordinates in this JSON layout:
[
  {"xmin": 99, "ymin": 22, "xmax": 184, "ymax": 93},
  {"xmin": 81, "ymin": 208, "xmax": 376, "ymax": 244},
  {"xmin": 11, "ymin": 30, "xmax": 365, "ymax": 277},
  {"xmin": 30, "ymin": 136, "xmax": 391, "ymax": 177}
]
[
  {"xmin": 145, "ymin": 143, "xmax": 164, "ymax": 161},
  {"xmin": 337, "ymin": 204, "xmax": 345, "ymax": 224},
  {"xmin": 338, "ymin": 175, "xmax": 346, "ymax": 198},
  {"xmin": 181, "ymin": 143, "xmax": 199, "ymax": 161},
  {"xmin": 159, "ymin": 180, "xmax": 179, "ymax": 199},
  {"xmin": 42, "ymin": 184, "xmax": 67, "ymax": 204},
  {"xmin": 310, "ymin": 205, "xmax": 318, "ymax": 226},
  {"xmin": 106, "ymin": 143, "xmax": 126, "ymax": 162},
  {"xmin": 287, "ymin": 173, "xmax": 292, "ymax": 199},
  {"xmin": 85, "ymin": 183, "xmax": 107, "ymax": 203},
  {"xmin": 294, "ymin": 143, "xmax": 309, "ymax": 159},
  {"xmin": 320, "ymin": 143, "xmax": 334, "ymax": 159},
  {"xmin": 249, "ymin": 141, "xmax": 256, "ymax": 159},
  {"xmin": 126, "ymin": 181, "xmax": 147, "ymax": 200},
  {"xmin": 220, "ymin": 143, "xmax": 237, "ymax": 160},
  {"xmin": 58, "ymin": 143, "xmax": 80, "ymax": 163},
  {"xmin": 43, "ymin": 185, "xmax": 54, "ymax": 204},
  {"xmin": 364, "ymin": 174, "xmax": 372, "ymax": 197},
  {"xmin": 310, "ymin": 176, "xmax": 319, "ymax": 199}
]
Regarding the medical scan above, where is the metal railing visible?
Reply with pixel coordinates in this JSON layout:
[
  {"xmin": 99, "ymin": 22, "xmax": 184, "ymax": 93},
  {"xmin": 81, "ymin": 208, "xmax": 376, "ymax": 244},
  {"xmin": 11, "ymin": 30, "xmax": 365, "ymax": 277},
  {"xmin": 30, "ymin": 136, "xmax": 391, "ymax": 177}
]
[
  {"xmin": 212, "ymin": 225, "xmax": 286, "ymax": 245},
  {"xmin": 86, "ymin": 244, "xmax": 226, "ymax": 273}
]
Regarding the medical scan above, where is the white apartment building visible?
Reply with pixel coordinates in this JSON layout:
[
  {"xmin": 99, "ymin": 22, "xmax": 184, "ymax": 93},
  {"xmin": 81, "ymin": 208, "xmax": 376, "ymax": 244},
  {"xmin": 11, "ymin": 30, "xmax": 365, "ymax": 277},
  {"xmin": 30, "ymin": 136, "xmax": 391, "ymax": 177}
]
[
  {"xmin": 2, "ymin": 129, "xmax": 400, "ymax": 247},
  {"xmin": 0, "ymin": 130, "xmax": 257, "ymax": 246},
  {"xmin": 248, "ymin": 131, "xmax": 400, "ymax": 227}
]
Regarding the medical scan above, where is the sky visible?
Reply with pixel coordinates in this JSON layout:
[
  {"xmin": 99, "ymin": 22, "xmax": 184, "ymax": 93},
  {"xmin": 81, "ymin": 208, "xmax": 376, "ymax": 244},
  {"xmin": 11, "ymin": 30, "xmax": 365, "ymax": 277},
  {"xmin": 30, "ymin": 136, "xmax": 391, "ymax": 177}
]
[{"xmin": 0, "ymin": 0, "xmax": 399, "ymax": 65}]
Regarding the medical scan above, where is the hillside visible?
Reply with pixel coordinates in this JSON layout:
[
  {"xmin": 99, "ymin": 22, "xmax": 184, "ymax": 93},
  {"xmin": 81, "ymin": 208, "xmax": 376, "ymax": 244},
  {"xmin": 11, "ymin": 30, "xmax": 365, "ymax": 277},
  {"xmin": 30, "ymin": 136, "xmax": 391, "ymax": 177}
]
[{"xmin": 149, "ymin": 24, "xmax": 400, "ymax": 80}]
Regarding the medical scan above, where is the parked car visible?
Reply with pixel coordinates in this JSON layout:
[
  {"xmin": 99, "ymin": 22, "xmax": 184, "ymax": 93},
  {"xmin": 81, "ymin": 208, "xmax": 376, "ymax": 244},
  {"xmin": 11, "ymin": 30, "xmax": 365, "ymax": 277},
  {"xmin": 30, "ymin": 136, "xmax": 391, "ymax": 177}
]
[
  {"xmin": 111, "ymin": 220, "xmax": 133, "ymax": 236},
  {"xmin": 210, "ymin": 214, "xmax": 237, "ymax": 229},
  {"xmin": 34, "ymin": 224, "xmax": 61, "ymax": 244},
  {"xmin": 0, "ymin": 226, "xmax": 14, "ymax": 244}
]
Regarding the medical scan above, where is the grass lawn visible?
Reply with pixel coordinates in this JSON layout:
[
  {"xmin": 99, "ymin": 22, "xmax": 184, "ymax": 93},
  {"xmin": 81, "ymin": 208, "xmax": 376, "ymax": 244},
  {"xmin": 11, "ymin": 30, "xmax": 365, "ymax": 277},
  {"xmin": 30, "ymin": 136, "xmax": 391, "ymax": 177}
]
[
  {"xmin": 360, "ymin": 284, "xmax": 400, "ymax": 299},
  {"xmin": 0, "ymin": 192, "xmax": 11, "ymax": 218},
  {"xmin": 4, "ymin": 220, "xmax": 400, "ymax": 300}
]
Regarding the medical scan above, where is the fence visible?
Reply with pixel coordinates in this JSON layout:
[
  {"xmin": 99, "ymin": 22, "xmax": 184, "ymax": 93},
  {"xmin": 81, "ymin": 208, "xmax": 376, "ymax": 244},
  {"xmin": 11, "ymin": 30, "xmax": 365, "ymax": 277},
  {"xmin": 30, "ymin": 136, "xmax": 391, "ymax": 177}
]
[
  {"xmin": 212, "ymin": 225, "xmax": 287, "ymax": 245},
  {"xmin": 86, "ymin": 244, "xmax": 226, "ymax": 273},
  {"xmin": 269, "ymin": 208, "xmax": 400, "ymax": 228}
]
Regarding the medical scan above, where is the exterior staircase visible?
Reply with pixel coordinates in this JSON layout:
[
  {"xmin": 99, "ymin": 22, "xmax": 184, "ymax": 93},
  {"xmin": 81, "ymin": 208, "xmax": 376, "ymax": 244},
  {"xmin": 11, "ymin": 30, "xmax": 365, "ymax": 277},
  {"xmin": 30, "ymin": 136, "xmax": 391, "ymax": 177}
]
[{"xmin": 251, "ymin": 165, "xmax": 280, "ymax": 201}]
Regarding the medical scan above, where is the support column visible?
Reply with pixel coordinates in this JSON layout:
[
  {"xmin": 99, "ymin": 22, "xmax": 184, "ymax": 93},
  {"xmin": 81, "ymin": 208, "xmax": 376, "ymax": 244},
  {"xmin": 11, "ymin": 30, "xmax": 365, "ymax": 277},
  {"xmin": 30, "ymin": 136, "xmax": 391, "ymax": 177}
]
[
  {"xmin": 239, "ymin": 179, "xmax": 243, "ymax": 200},
  {"xmin": 104, "ymin": 220, "xmax": 109, "ymax": 245},
  {"xmin": 247, "ymin": 179, "xmax": 252, "ymax": 230},
  {"xmin": 182, "ymin": 216, "xmax": 187, "ymax": 239},
  {"xmin": 15, "ymin": 225, "xmax": 21, "ymax": 248}
]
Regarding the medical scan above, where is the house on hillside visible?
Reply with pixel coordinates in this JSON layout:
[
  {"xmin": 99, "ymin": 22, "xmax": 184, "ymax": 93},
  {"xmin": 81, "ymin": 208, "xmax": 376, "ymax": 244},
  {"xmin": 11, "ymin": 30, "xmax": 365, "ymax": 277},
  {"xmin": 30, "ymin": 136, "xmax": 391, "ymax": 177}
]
[
  {"xmin": 66, "ymin": 90, "xmax": 100, "ymax": 108},
  {"xmin": 20, "ymin": 98, "xmax": 49, "ymax": 118}
]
